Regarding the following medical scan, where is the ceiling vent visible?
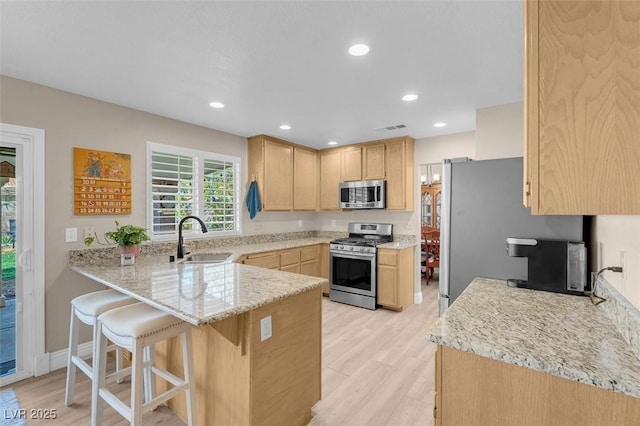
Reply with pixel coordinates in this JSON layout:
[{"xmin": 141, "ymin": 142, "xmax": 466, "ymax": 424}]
[{"xmin": 375, "ymin": 124, "xmax": 407, "ymax": 132}]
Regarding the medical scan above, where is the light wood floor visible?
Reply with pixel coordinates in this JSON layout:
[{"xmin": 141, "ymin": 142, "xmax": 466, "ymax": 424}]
[{"xmin": 2, "ymin": 278, "xmax": 439, "ymax": 425}]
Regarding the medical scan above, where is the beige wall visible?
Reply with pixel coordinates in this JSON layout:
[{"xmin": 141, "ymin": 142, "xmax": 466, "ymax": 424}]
[
  {"xmin": 1, "ymin": 76, "xmax": 251, "ymax": 352},
  {"xmin": 593, "ymin": 216, "xmax": 640, "ymax": 309},
  {"xmin": 414, "ymin": 131, "xmax": 476, "ymax": 165},
  {"xmin": 475, "ymin": 102, "xmax": 524, "ymax": 160}
]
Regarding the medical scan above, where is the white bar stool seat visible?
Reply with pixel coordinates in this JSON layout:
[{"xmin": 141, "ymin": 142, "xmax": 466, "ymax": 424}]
[
  {"xmin": 65, "ymin": 289, "xmax": 137, "ymax": 406},
  {"xmin": 92, "ymin": 302, "xmax": 196, "ymax": 426}
]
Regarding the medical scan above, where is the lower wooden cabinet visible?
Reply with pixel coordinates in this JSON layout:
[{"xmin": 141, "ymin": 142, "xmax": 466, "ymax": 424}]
[
  {"xmin": 377, "ymin": 247, "xmax": 414, "ymax": 311},
  {"xmin": 239, "ymin": 244, "xmax": 324, "ymax": 279},
  {"xmin": 434, "ymin": 345, "xmax": 640, "ymax": 426},
  {"xmin": 319, "ymin": 243, "xmax": 329, "ymax": 296}
]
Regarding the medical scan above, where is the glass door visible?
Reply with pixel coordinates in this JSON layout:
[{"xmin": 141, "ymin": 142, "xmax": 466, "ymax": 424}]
[
  {"xmin": 0, "ymin": 124, "xmax": 45, "ymax": 386},
  {"xmin": 0, "ymin": 146, "xmax": 17, "ymax": 378}
]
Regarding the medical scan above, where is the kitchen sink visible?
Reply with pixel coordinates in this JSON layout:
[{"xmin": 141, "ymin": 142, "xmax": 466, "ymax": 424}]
[{"xmin": 181, "ymin": 252, "xmax": 233, "ymax": 264}]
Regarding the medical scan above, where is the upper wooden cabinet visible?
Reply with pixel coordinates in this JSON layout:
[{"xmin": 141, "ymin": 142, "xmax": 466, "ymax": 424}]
[
  {"xmin": 385, "ymin": 137, "xmax": 414, "ymax": 211},
  {"xmin": 319, "ymin": 149, "xmax": 341, "ymax": 210},
  {"xmin": 248, "ymin": 135, "xmax": 318, "ymax": 212},
  {"xmin": 524, "ymin": 0, "xmax": 640, "ymax": 214},
  {"xmin": 341, "ymin": 146, "xmax": 362, "ymax": 182},
  {"xmin": 363, "ymin": 143, "xmax": 386, "ymax": 180},
  {"xmin": 293, "ymin": 147, "xmax": 318, "ymax": 210}
]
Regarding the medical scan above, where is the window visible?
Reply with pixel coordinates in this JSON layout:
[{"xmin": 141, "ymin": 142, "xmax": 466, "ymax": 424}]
[{"xmin": 147, "ymin": 142, "xmax": 240, "ymax": 240}]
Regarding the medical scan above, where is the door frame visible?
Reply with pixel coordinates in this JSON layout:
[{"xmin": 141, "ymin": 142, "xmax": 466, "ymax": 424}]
[{"xmin": 0, "ymin": 123, "xmax": 45, "ymax": 386}]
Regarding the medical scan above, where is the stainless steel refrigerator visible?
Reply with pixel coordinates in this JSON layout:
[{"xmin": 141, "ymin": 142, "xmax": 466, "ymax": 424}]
[{"xmin": 439, "ymin": 157, "xmax": 585, "ymax": 316}]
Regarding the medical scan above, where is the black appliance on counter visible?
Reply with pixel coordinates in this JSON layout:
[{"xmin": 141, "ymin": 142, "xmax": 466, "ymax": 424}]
[
  {"xmin": 506, "ymin": 238, "xmax": 587, "ymax": 295},
  {"xmin": 329, "ymin": 222, "xmax": 393, "ymax": 310}
]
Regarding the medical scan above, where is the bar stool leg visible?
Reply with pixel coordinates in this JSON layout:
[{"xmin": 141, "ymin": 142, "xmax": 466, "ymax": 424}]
[
  {"xmin": 91, "ymin": 321, "xmax": 107, "ymax": 426},
  {"xmin": 183, "ymin": 329, "xmax": 196, "ymax": 426},
  {"xmin": 131, "ymin": 340, "xmax": 145, "ymax": 425},
  {"xmin": 143, "ymin": 346, "xmax": 155, "ymax": 404},
  {"xmin": 65, "ymin": 306, "xmax": 79, "ymax": 406}
]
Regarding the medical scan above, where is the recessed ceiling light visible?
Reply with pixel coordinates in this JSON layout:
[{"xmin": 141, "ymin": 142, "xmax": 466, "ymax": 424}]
[
  {"xmin": 328, "ymin": 141, "xmax": 338, "ymax": 146},
  {"xmin": 348, "ymin": 44, "xmax": 370, "ymax": 56},
  {"xmin": 434, "ymin": 122, "xmax": 447, "ymax": 128},
  {"xmin": 280, "ymin": 124, "xmax": 291, "ymax": 130},
  {"xmin": 209, "ymin": 101, "xmax": 224, "ymax": 108},
  {"xmin": 402, "ymin": 94, "xmax": 418, "ymax": 102}
]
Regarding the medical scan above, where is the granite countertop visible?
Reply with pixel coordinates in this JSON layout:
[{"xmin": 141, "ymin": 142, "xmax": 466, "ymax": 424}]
[
  {"xmin": 426, "ymin": 277, "xmax": 640, "ymax": 399},
  {"xmin": 70, "ymin": 256, "xmax": 326, "ymax": 326}
]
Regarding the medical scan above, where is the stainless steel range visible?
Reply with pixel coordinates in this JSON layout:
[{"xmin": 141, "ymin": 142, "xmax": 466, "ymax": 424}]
[{"xmin": 329, "ymin": 222, "xmax": 393, "ymax": 310}]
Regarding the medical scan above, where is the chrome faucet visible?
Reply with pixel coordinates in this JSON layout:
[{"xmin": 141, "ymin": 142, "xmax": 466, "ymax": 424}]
[{"xmin": 177, "ymin": 215, "xmax": 208, "ymax": 259}]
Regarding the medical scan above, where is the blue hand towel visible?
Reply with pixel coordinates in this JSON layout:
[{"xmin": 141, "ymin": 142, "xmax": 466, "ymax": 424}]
[{"xmin": 246, "ymin": 180, "xmax": 262, "ymax": 219}]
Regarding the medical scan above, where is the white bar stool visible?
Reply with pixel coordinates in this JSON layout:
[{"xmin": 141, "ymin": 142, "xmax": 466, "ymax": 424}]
[
  {"xmin": 91, "ymin": 302, "xmax": 196, "ymax": 426},
  {"xmin": 65, "ymin": 289, "xmax": 137, "ymax": 406}
]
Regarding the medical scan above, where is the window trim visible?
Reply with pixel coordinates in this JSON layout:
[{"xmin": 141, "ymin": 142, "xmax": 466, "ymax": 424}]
[{"xmin": 146, "ymin": 141, "xmax": 241, "ymax": 242}]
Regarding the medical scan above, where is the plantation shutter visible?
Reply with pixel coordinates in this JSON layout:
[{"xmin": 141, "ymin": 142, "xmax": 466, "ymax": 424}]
[{"xmin": 150, "ymin": 151, "xmax": 195, "ymax": 235}]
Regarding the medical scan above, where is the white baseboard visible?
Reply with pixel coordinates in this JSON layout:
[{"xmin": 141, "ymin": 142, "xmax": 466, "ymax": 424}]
[
  {"xmin": 49, "ymin": 341, "xmax": 93, "ymax": 372},
  {"xmin": 414, "ymin": 291, "xmax": 423, "ymax": 304}
]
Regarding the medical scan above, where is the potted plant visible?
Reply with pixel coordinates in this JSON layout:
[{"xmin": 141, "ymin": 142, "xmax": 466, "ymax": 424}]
[{"xmin": 85, "ymin": 220, "xmax": 150, "ymax": 258}]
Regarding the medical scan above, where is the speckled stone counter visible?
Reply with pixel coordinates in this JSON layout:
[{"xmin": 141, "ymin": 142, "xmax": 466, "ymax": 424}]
[
  {"xmin": 70, "ymin": 256, "xmax": 327, "ymax": 326},
  {"xmin": 426, "ymin": 277, "xmax": 640, "ymax": 399}
]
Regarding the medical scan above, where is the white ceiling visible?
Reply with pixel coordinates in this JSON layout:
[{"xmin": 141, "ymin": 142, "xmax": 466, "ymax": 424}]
[{"xmin": 0, "ymin": 1, "xmax": 523, "ymax": 150}]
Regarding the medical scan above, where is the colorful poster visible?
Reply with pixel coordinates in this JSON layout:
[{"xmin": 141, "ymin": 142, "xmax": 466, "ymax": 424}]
[{"xmin": 73, "ymin": 147, "xmax": 132, "ymax": 215}]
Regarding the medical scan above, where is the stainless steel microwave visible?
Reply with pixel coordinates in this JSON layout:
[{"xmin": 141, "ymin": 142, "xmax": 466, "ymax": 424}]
[{"xmin": 339, "ymin": 180, "xmax": 386, "ymax": 209}]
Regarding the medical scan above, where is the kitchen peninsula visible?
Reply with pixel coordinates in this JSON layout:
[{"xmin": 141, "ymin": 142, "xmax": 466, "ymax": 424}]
[
  {"xmin": 427, "ymin": 277, "xmax": 640, "ymax": 426},
  {"xmin": 70, "ymin": 254, "xmax": 326, "ymax": 425}
]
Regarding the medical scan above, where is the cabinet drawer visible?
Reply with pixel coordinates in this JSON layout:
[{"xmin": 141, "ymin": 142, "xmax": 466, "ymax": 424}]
[
  {"xmin": 280, "ymin": 249, "xmax": 300, "ymax": 267},
  {"xmin": 378, "ymin": 250, "xmax": 397, "ymax": 266},
  {"xmin": 244, "ymin": 252, "xmax": 280, "ymax": 269},
  {"xmin": 300, "ymin": 245, "xmax": 319, "ymax": 262}
]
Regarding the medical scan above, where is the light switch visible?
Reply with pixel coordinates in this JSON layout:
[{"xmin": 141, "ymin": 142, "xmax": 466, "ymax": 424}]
[
  {"xmin": 65, "ymin": 227, "xmax": 78, "ymax": 243},
  {"xmin": 260, "ymin": 315, "xmax": 272, "ymax": 341}
]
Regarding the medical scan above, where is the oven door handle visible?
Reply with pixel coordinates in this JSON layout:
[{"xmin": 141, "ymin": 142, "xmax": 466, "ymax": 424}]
[{"xmin": 330, "ymin": 251, "xmax": 376, "ymax": 260}]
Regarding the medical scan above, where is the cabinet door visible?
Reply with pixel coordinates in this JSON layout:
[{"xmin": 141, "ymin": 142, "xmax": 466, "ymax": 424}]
[
  {"xmin": 377, "ymin": 264, "xmax": 398, "ymax": 307},
  {"xmin": 363, "ymin": 144, "xmax": 385, "ymax": 180},
  {"xmin": 385, "ymin": 139, "xmax": 414, "ymax": 210},
  {"xmin": 319, "ymin": 150, "xmax": 342, "ymax": 210},
  {"xmin": 263, "ymin": 140, "xmax": 293, "ymax": 210},
  {"xmin": 300, "ymin": 245, "xmax": 320, "ymax": 277},
  {"xmin": 320, "ymin": 243, "xmax": 330, "ymax": 295},
  {"xmin": 280, "ymin": 248, "xmax": 300, "ymax": 268},
  {"xmin": 341, "ymin": 146, "xmax": 362, "ymax": 181},
  {"xmin": 525, "ymin": 0, "xmax": 640, "ymax": 214},
  {"xmin": 293, "ymin": 147, "xmax": 318, "ymax": 210}
]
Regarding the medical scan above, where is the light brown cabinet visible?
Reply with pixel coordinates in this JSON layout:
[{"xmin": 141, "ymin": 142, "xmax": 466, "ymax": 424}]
[
  {"xmin": 293, "ymin": 147, "xmax": 318, "ymax": 210},
  {"xmin": 376, "ymin": 247, "xmax": 414, "ymax": 311},
  {"xmin": 524, "ymin": 0, "xmax": 640, "ymax": 214},
  {"xmin": 319, "ymin": 149, "xmax": 342, "ymax": 210},
  {"xmin": 434, "ymin": 345, "xmax": 640, "ymax": 426},
  {"xmin": 238, "ymin": 245, "xmax": 323, "ymax": 279},
  {"xmin": 385, "ymin": 137, "xmax": 414, "ymax": 211},
  {"xmin": 363, "ymin": 143, "xmax": 385, "ymax": 180},
  {"xmin": 300, "ymin": 245, "xmax": 320, "ymax": 277},
  {"xmin": 248, "ymin": 135, "xmax": 318, "ymax": 212},
  {"xmin": 319, "ymin": 243, "xmax": 330, "ymax": 296},
  {"xmin": 340, "ymin": 146, "xmax": 362, "ymax": 182}
]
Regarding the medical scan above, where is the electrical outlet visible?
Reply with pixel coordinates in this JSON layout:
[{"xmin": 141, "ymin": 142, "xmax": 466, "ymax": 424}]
[
  {"xmin": 84, "ymin": 227, "xmax": 95, "ymax": 239},
  {"xmin": 260, "ymin": 316, "xmax": 272, "ymax": 341},
  {"xmin": 298, "ymin": 220, "xmax": 303, "ymax": 228},
  {"xmin": 65, "ymin": 227, "xmax": 78, "ymax": 243},
  {"xmin": 331, "ymin": 220, "xmax": 336, "ymax": 227},
  {"xmin": 620, "ymin": 250, "xmax": 627, "ymax": 281},
  {"xmin": 255, "ymin": 223, "xmax": 262, "ymax": 231}
]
